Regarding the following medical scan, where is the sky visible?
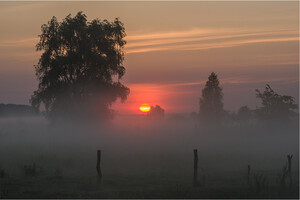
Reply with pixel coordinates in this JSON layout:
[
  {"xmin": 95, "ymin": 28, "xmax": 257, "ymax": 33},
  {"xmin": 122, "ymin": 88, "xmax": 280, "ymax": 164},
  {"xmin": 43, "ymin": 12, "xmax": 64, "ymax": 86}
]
[{"xmin": 0, "ymin": 1, "xmax": 299, "ymax": 114}]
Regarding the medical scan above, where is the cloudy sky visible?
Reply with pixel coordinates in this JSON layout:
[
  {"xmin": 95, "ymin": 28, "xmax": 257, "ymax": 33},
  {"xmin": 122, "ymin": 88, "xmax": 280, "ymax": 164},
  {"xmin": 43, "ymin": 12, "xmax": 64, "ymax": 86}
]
[{"xmin": 0, "ymin": 1, "xmax": 298, "ymax": 114}]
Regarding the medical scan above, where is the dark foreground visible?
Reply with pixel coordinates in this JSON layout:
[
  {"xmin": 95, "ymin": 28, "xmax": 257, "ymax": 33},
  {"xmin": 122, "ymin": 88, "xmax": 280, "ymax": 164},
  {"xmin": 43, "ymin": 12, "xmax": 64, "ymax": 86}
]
[{"xmin": 0, "ymin": 171, "xmax": 298, "ymax": 198}]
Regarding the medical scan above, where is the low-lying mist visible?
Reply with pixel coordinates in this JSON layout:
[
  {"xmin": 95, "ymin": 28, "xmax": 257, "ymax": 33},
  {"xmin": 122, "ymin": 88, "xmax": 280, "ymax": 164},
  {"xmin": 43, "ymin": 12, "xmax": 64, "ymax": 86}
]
[{"xmin": 0, "ymin": 115, "xmax": 298, "ymax": 180}]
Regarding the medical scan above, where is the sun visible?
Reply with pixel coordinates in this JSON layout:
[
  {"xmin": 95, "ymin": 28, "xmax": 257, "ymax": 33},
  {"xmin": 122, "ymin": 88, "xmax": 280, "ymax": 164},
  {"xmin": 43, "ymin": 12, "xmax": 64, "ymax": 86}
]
[{"xmin": 139, "ymin": 104, "xmax": 151, "ymax": 113}]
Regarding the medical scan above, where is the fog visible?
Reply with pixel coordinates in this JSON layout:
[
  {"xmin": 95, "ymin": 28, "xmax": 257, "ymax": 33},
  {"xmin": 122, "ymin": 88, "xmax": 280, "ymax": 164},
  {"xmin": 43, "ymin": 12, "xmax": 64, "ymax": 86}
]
[{"xmin": 0, "ymin": 114, "xmax": 298, "ymax": 198}]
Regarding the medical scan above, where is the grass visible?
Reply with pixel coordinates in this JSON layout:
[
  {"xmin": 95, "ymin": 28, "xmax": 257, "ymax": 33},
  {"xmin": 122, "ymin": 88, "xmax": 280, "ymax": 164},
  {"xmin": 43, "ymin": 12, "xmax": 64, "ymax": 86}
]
[{"xmin": 0, "ymin": 164, "xmax": 298, "ymax": 199}]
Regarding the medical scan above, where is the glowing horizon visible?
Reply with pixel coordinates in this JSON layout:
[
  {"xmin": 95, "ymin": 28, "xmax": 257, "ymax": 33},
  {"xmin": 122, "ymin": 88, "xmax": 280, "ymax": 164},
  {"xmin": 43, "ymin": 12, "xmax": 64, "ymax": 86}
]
[{"xmin": 0, "ymin": 1, "xmax": 298, "ymax": 114}]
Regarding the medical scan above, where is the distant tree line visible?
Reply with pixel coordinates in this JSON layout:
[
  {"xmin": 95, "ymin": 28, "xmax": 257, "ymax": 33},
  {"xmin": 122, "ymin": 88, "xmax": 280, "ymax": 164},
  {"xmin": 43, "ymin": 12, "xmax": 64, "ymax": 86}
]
[
  {"xmin": 147, "ymin": 105, "xmax": 164, "ymax": 119},
  {"xmin": 198, "ymin": 72, "xmax": 298, "ymax": 127},
  {"xmin": 0, "ymin": 104, "xmax": 39, "ymax": 117}
]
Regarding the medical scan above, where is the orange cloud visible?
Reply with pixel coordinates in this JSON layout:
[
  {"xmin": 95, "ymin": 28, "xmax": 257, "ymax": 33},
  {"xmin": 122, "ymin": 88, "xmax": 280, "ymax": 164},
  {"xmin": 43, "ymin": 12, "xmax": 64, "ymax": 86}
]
[
  {"xmin": 0, "ymin": 38, "xmax": 38, "ymax": 47},
  {"xmin": 125, "ymin": 29, "xmax": 298, "ymax": 54}
]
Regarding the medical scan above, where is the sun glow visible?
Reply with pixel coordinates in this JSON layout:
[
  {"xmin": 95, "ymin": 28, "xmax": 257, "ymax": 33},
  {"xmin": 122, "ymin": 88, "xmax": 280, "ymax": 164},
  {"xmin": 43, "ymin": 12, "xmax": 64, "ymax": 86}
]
[{"xmin": 139, "ymin": 104, "xmax": 151, "ymax": 113}]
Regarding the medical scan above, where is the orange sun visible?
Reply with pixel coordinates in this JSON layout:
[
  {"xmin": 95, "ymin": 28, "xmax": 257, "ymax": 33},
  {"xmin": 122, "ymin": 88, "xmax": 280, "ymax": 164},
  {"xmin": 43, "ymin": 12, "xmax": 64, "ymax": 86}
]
[{"xmin": 139, "ymin": 104, "xmax": 151, "ymax": 113}]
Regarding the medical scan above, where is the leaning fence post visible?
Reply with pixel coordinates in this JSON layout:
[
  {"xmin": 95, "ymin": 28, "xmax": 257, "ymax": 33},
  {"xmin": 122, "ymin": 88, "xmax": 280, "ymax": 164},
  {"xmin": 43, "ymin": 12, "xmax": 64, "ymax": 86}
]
[
  {"xmin": 287, "ymin": 154, "xmax": 293, "ymax": 187},
  {"xmin": 247, "ymin": 165, "xmax": 251, "ymax": 186},
  {"xmin": 193, "ymin": 149, "xmax": 198, "ymax": 186},
  {"xmin": 96, "ymin": 150, "xmax": 102, "ymax": 183}
]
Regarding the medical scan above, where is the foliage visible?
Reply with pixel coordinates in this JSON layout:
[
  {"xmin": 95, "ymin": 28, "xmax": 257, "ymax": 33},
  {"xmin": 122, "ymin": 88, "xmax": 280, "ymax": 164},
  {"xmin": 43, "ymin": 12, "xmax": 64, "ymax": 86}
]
[
  {"xmin": 174, "ymin": 183, "xmax": 189, "ymax": 198},
  {"xmin": 277, "ymin": 164, "xmax": 289, "ymax": 188},
  {"xmin": 30, "ymin": 12, "xmax": 129, "ymax": 120},
  {"xmin": 199, "ymin": 72, "xmax": 224, "ymax": 123},
  {"xmin": 54, "ymin": 168, "xmax": 62, "ymax": 178},
  {"xmin": 253, "ymin": 173, "xmax": 268, "ymax": 193},
  {"xmin": 0, "ymin": 169, "xmax": 5, "ymax": 179},
  {"xmin": 148, "ymin": 105, "xmax": 165, "ymax": 118},
  {"xmin": 255, "ymin": 84, "xmax": 297, "ymax": 122},
  {"xmin": 22, "ymin": 163, "xmax": 37, "ymax": 177},
  {"xmin": 236, "ymin": 106, "xmax": 253, "ymax": 125}
]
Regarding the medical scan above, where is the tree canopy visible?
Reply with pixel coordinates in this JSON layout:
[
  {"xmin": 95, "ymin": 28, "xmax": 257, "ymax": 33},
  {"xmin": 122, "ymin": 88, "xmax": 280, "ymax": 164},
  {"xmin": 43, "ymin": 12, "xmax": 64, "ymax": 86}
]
[
  {"xmin": 30, "ymin": 12, "xmax": 129, "ymax": 120},
  {"xmin": 148, "ymin": 105, "xmax": 165, "ymax": 119},
  {"xmin": 255, "ymin": 84, "xmax": 298, "ymax": 122},
  {"xmin": 236, "ymin": 105, "xmax": 253, "ymax": 125},
  {"xmin": 199, "ymin": 72, "xmax": 224, "ymax": 123}
]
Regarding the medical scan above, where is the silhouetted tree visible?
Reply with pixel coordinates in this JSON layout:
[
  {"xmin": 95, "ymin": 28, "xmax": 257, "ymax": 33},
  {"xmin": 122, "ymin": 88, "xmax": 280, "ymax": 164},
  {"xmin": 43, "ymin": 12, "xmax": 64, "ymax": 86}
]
[
  {"xmin": 30, "ymin": 12, "xmax": 129, "ymax": 121},
  {"xmin": 236, "ymin": 105, "xmax": 253, "ymax": 125},
  {"xmin": 148, "ymin": 105, "xmax": 164, "ymax": 119},
  {"xmin": 199, "ymin": 72, "xmax": 224, "ymax": 124},
  {"xmin": 255, "ymin": 84, "xmax": 297, "ymax": 123},
  {"xmin": 190, "ymin": 112, "xmax": 198, "ymax": 119}
]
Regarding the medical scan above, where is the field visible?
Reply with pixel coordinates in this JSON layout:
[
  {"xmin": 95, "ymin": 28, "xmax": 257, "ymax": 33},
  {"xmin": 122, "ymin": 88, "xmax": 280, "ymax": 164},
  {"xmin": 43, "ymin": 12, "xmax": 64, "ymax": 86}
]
[{"xmin": 0, "ymin": 116, "xmax": 298, "ymax": 198}]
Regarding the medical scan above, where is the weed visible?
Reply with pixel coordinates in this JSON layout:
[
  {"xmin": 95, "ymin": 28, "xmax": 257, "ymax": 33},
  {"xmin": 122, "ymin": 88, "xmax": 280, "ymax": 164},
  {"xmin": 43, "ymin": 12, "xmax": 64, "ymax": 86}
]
[
  {"xmin": 54, "ymin": 168, "xmax": 62, "ymax": 178},
  {"xmin": 253, "ymin": 172, "xmax": 268, "ymax": 193},
  {"xmin": 277, "ymin": 164, "xmax": 288, "ymax": 188},
  {"xmin": 0, "ymin": 169, "xmax": 5, "ymax": 179},
  {"xmin": 22, "ymin": 163, "xmax": 37, "ymax": 177},
  {"xmin": 174, "ymin": 182, "xmax": 189, "ymax": 198}
]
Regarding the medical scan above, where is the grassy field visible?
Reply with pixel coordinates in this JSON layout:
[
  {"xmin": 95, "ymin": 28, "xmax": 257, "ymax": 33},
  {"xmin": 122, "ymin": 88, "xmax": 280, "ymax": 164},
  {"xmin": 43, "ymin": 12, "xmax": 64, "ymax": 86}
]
[
  {"xmin": 0, "ymin": 116, "xmax": 298, "ymax": 198},
  {"xmin": 0, "ymin": 166, "xmax": 298, "ymax": 198}
]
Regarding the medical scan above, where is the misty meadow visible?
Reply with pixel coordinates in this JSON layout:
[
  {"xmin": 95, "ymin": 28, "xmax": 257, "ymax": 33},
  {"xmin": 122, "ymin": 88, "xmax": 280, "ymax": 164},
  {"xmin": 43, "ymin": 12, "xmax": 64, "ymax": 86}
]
[{"xmin": 0, "ymin": 2, "xmax": 299, "ymax": 199}]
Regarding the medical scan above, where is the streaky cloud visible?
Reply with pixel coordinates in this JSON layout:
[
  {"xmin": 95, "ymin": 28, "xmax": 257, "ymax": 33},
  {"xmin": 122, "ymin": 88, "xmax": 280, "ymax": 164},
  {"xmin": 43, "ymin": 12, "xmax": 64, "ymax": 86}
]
[{"xmin": 125, "ymin": 29, "xmax": 298, "ymax": 54}]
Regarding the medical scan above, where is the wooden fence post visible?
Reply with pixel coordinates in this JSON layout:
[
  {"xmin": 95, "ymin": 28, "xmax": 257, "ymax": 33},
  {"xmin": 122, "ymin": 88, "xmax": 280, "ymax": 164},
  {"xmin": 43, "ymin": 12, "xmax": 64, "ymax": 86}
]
[
  {"xmin": 287, "ymin": 154, "xmax": 293, "ymax": 187},
  {"xmin": 193, "ymin": 149, "xmax": 198, "ymax": 186},
  {"xmin": 96, "ymin": 150, "xmax": 102, "ymax": 183},
  {"xmin": 247, "ymin": 165, "xmax": 251, "ymax": 186}
]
